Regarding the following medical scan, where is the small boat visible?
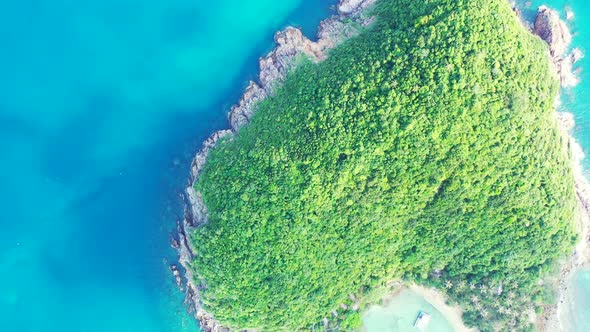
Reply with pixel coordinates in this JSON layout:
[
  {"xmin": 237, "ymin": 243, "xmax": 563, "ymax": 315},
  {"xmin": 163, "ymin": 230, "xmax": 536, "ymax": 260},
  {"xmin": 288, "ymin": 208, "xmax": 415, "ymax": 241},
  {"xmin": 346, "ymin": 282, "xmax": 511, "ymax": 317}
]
[{"xmin": 413, "ymin": 310, "xmax": 432, "ymax": 331}]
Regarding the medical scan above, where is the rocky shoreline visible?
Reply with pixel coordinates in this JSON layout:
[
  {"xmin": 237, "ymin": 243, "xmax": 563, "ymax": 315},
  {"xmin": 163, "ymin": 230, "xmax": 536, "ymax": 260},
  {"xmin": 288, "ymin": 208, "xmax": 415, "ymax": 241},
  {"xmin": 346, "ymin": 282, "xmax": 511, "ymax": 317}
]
[
  {"xmin": 172, "ymin": 1, "xmax": 588, "ymax": 331},
  {"xmin": 527, "ymin": 5, "xmax": 590, "ymax": 332},
  {"xmin": 532, "ymin": 6, "xmax": 584, "ymax": 88},
  {"xmin": 172, "ymin": 1, "xmax": 376, "ymax": 331}
]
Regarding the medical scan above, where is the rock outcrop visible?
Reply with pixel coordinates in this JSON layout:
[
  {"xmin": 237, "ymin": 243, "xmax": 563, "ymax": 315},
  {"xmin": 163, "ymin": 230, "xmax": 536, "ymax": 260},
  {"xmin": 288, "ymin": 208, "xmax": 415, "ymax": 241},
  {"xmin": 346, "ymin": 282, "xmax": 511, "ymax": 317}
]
[
  {"xmin": 186, "ymin": 129, "xmax": 231, "ymax": 225},
  {"xmin": 258, "ymin": 27, "xmax": 323, "ymax": 92},
  {"xmin": 533, "ymin": 6, "xmax": 582, "ymax": 87},
  {"xmin": 170, "ymin": 264, "xmax": 183, "ymax": 290},
  {"xmin": 229, "ymin": 81, "xmax": 267, "ymax": 131},
  {"xmin": 174, "ymin": 1, "xmax": 377, "ymax": 331},
  {"xmin": 534, "ymin": 6, "xmax": 572, "ymax": 58},
  {"xmin": 338, "ymin": 0, "xmax": 374, "ymax": 15},
  {"xmin": 229, "ymin": 0, "xmax": 376, "ymax": 130}
]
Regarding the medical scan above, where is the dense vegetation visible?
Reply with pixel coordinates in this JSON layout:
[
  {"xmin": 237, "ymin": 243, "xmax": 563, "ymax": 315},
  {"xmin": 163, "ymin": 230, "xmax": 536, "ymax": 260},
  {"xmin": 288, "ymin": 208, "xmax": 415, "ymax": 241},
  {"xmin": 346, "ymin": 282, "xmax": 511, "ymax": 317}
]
[{"xmin": 189, "ymin": 0, "xmax": 577, "ymax": 330}]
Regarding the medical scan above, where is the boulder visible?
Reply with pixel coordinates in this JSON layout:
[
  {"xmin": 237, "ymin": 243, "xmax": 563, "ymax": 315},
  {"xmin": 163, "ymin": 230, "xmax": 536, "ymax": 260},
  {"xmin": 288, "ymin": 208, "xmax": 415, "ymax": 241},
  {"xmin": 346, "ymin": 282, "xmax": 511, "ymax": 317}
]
[
  {"xmin": 338, "ymin": 0, "xmax": 373, "ymax": 15},
  {"xmin": 229, "ymin": 81, "xmax": 267, "ymax": 131},
  {"xmin": 533, "ymin": 6, "xmax": 581, "ymax": 87},
  {"xmin": 259, "ymin": 27, "xmax": 323, "ymax": 92},
  {"xmin": 533, "ymin": 6, "xmax": 572, "ymax": 58}
]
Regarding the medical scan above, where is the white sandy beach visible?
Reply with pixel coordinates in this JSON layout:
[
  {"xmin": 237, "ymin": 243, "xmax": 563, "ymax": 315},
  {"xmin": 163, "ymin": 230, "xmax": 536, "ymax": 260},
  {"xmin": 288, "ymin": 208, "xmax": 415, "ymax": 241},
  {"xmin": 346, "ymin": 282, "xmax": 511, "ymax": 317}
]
[
  {"xmin": 409, "ymin": 285, "xmax": 477, "ymax": 332},
  {"xmin": 362, "ymin": 285, "xmax": 476, "ymax": 332}
]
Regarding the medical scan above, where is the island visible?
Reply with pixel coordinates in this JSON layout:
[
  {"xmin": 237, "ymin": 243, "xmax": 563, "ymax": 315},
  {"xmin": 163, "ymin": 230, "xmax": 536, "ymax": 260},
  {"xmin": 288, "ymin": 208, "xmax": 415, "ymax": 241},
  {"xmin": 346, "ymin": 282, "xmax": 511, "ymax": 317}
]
[{"xmin": 172, "ymin": 0, "xmax": 589, "ymax": 331}]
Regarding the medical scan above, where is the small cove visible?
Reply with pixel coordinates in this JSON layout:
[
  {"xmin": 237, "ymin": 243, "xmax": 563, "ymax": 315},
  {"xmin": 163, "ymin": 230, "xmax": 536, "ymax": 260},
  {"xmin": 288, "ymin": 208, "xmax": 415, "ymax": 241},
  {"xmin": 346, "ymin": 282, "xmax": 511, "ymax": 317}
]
[{"xmin": 362, "ymin": 289, "xmax": 455, "ymax": 332}]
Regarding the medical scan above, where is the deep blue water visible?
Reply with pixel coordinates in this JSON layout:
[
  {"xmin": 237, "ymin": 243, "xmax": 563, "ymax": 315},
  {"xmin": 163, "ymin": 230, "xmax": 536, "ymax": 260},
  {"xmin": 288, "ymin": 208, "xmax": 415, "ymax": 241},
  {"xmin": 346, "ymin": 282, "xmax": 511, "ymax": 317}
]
[{"xmin": 0, "ymin": 1, "xmax": 336, "ymax": 331}]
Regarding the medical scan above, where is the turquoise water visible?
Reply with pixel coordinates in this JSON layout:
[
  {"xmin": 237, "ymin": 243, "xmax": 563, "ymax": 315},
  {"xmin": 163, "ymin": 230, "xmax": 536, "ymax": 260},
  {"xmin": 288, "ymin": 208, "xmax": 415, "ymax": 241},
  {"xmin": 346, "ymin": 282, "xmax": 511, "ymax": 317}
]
[
  {"xmin": 563, "ymin": 270, "xmax": 590, "ymax": 332},
  {"xmin": 362, "ymin": 290, "xmax": 455, "ymax": 332},
  {"xmin": 0, "ymin": 0, "xmax": 336, "ymax": 331}
]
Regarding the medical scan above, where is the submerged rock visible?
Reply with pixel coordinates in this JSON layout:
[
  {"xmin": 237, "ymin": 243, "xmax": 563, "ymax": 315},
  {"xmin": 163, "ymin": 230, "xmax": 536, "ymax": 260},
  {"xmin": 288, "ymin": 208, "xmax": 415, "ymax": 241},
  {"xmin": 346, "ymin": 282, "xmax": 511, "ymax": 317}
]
[
  {"xmin": 565, "ymin": 6, "xmax": 575, "ymax": 21},
  {"xmin": 170, "ymin": 264, "xmax": 183, "ymax": 290}
]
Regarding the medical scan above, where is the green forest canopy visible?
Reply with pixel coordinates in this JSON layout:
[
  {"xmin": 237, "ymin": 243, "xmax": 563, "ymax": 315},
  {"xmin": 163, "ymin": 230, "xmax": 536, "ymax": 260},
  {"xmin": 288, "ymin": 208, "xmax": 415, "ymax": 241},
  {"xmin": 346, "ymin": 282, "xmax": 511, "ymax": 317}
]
[{"xmin": 189, "ymin": 0, "xmax": 577, "ymax": 330}]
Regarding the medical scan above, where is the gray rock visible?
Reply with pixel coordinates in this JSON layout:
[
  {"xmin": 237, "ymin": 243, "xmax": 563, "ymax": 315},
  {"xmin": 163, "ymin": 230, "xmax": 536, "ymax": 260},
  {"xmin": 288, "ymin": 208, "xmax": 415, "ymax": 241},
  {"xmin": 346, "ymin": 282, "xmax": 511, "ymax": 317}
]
[
  {"xmin": 571, "ymin": 48, "xmax": 584, "ymax": 64},
  {"xmin": 338, "ymin": 0, "xmax": 374, "ymax": 15},
  {"xmin": 259, "ymin": 27, "xmax": 323, "ymax": 92},
  {"xmin": 533, "ymin": 6, "xmax": 580, "ymax": 87},
  {"xmin": 170, "ymin": 264, "xmax": 183, "ymax": 290},
  {"xmin": 170, "ymin": 236, "xmax": 180, "ymax": 249},
  {"xmin": 230, "ymin": 0, "xmax": 377, "ymax": 131},
  {"xmin": 534, "ymin": 6, "xmax": 572, "ymax": 58},
  {"xmin": 229, "ymin": 81, "xmax": 267, "ymax": 131}
]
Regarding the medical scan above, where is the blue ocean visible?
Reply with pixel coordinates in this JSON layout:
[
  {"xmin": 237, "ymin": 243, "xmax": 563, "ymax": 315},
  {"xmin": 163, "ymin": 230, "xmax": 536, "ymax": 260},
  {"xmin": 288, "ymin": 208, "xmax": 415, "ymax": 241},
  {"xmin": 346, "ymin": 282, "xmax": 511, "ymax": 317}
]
[
  {"xmin": 0, "ymin": 0, "xmax": 588, "ymax": 331},
  {"xmin": 0, "ymin": 0, "xmax": 336, "ymax": 331}
]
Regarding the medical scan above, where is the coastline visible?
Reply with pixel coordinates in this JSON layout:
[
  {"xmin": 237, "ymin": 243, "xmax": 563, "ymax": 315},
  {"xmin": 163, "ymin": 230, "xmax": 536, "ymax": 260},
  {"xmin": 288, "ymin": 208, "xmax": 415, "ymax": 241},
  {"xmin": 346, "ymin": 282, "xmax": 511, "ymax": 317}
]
[
  {"xmin": 173, "ymin": 1, "xmax": 589, "ymax": 332},
  {"xmin": 526, "ymin": 5, "xmax": 590, "ymax": 332},
  {"xmin": 173, "ymin": 1, "xmax": 377, "ymax": 330}
]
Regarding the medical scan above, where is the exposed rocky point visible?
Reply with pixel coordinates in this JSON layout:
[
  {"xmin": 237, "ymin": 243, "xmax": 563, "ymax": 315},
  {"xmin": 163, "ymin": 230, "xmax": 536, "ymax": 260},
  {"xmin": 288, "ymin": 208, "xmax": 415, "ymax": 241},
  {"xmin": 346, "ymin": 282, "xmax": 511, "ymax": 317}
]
[
  {"xmin": 338, "ymin": 0, "xmax": 373, "ymax": 15},
  {"xmin": 534, "ymin": 6, "xmax": 572, "ymax": 58},
  {"xmin": 230, "ymin": 0, "xmax": 376, "ymax": 130},
  {"xmin": 258, "ymin": 27, "xmax": 323, "ymax": 92},
  {"xmin": 533, "ymin": 5, "xmax": 582, "ymax": 87},
  {"xmin": 229, "ymin": 81, "xmax": 267, "ymax": 130}
]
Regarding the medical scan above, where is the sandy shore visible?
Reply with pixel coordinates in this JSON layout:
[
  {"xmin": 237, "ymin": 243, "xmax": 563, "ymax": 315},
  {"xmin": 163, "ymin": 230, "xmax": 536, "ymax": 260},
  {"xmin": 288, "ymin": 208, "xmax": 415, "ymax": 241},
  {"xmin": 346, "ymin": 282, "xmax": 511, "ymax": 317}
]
[{"xmin": 409, "ymin": 285, "xmax": 477, "ymax": 332}]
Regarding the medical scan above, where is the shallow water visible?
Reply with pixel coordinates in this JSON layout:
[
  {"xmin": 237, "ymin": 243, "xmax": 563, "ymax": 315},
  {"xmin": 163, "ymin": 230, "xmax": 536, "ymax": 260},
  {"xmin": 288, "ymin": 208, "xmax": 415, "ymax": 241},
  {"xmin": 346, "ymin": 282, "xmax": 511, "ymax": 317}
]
[
  {"xmin": 362, "ymin": 290, "xmax": 455, "ymax": 332},
  {"xmin": 0, "ymin": 0, "xmax": 336, "ymax": 331},
  {"xmin": 562, "ymin": 270, "xmax": 590, "ymax": 332}
]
